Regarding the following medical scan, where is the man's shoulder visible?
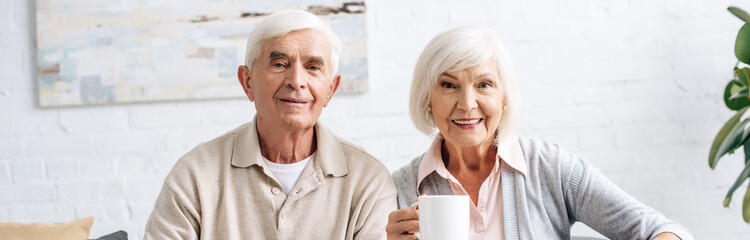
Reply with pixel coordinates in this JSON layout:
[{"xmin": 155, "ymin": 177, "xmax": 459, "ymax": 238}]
[
  {"xmin": 331, "ymin": 135, "xmax": 398, "ymax": 197},
  {"xmin": 336, "ymin": 138, "xmax": 389, "ymax": 174},
  {"xmin": 337, "ymin": 138, "xmax": 376, "ymax": 161},
  {"xmin": 193, "ymin": 123, "xmax": 250, "ymax": 150},
  {"xmin": 317, "ymin": 124, "xmax": 379, "ymax": 165},
  {"xmin": 170, "ymin": 123, "xmax": 250, "ymax": 174},
  {"xmin": 320, "ymin": 128, "xmax": 391, "ymax": 177}
]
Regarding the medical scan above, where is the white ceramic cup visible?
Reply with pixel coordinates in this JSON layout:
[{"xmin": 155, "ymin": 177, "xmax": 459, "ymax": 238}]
[{"xmin": 417, "ymin": 195, "xmax": 470, "ymax": 240}]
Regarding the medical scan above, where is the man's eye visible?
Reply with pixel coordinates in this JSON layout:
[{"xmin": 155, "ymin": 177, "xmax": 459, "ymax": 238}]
[
  {"xmin": 309, "ymin": 65, "xmax": 319, "ymax": 71},
  {"xmin": 271, "ymin": 62, "xmax": 286, "ymax": 68}
]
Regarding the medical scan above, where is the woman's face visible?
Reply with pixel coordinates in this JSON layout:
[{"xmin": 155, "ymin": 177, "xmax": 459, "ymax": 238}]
[{"xmin": 430, "ymin": 61, "xmax": 505, "ymax": 148}]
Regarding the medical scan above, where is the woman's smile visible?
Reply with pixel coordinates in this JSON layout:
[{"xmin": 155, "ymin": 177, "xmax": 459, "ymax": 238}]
[{"xmin": 451, "ymin": 118, "xmax": 483, "ymax": 129}]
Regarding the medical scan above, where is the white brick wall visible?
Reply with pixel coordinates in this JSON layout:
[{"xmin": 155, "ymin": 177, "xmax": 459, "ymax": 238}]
[{"xmin": 2, "ymin": 0, "xmax": 750, "ymax": 238}]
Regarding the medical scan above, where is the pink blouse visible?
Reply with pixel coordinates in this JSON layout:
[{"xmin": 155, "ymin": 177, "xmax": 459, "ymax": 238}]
[{"xmin": 417, "ymin": 134, "xmax": 527, "ymax": 239}]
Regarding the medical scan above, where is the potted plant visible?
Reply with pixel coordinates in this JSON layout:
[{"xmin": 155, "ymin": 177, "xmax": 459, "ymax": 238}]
[{"xmin": 709, "ymin": 6, "xmax": 750, "ymax": 223}]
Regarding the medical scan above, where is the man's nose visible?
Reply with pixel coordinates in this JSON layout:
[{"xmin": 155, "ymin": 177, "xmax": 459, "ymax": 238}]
[{"xmin": 285, "ymin": 64, "xmax": 307, "ymax": 89}]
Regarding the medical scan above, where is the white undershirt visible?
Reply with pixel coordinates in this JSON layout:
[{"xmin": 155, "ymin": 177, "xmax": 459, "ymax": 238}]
[{"xmin": 263, "ymin": 155, "xmax": 312, "ymax": 196}]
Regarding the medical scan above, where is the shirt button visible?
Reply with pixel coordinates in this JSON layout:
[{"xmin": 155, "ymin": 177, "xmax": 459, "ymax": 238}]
[
  {"xmin": 281, "ymin": 214, "xmax": 287, "ymax": 219},
  {"xmin": 272, "ymin": 187, "xmax": 281, "ymax": 195}
]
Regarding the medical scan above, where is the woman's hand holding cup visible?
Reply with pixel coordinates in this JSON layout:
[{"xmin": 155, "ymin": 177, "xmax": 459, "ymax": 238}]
[{"xmin": 386, "ymin": 201, "xmax": 420, "ymax": 240}]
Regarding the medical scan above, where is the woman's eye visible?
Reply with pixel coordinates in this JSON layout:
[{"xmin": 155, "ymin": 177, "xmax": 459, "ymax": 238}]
[
  {"xmin": 478, "ymin": 82, "xmax": 492, "ymax": 88},
  {"xmin": 440, "ymin": 82, "xmax": 455, "ymax": 88}
]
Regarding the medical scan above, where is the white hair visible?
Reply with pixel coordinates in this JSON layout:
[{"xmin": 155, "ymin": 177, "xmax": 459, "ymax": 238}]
[
  {"xmin": 409, "ymin": 26, "xmax": 521, "ymax": 144},
  {"xmin": 244, "ymin": 10, "xmax": 342, "ymax": 76}
]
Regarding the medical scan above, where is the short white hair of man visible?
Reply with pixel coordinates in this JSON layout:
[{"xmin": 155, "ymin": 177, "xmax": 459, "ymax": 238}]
[
  {"xmin": 409, "ymin": 26, "xmax": 521, "ymax": 144},
  {"xmin": 244, "ymin": 10, "xmax": 342, "ymax": 77}
]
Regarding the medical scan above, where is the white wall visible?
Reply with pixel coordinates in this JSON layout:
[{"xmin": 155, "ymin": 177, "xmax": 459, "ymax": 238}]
[{"xmin": 2, "ymin": 0, "xmax": 749, "ymax": 239}]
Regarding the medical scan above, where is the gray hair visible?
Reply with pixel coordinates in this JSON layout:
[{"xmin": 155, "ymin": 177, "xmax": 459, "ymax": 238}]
[
  {"xmin": 244, "ymin": 10, "xmax": 342, "ymax": 76},
  {"xmin": 409, "ymin": 26, "xmax": 521, "ymax": 144}
]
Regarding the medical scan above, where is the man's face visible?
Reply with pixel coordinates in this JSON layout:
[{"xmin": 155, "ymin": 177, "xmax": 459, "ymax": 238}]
[{"xmin": 239, "ymin": 29, "xmax": 340, "ymax": 131}]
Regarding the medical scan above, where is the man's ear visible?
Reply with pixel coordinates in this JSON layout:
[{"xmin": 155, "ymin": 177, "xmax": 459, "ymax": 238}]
[
  {"xmin": 323, "ymin": 74, "xmax": 341, "ymax": 107},
  {"xmin": 237, "ymin": 65, "xmax": 254, "ymax": 102}
]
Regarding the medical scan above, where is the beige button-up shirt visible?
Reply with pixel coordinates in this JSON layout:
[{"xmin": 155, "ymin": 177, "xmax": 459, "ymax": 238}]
[{"xmin": 144, "ymin": 119, "xmax": 397, "ymax": 240}]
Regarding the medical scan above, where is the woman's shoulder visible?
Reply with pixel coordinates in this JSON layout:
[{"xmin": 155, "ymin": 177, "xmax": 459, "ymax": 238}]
[
  {"xmin": 516, "ymin": 136, "xmax": 578, "ymax": 160},
  {"xmin": 517, "ymin": 136, "xmax": 566, "ymax": 157},
  {"xmin": 515, "ymin": 136, "xmax": 585, "ymax": 175},
  {"xmin": 392, "ymin": 154, "xmax": 423, "ymax": 183},
  {"xmin": 391, "ymin": 154, "xmax": 425, "ymax": 208}
]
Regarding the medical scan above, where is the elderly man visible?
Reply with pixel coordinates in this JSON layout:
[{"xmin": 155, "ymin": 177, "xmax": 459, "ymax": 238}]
[{"xmin": 144, "ymin": 10, "xmax": 397, "ymax": 239}]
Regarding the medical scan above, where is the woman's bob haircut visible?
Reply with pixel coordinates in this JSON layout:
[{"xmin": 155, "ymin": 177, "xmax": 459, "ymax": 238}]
[
  {"xmin": 243, "ymin": 10, "xmax": 342, "ymax": 77},
  {"xmin": 409, "ymin": 26, "xmax": 521, "ymax": 144}
]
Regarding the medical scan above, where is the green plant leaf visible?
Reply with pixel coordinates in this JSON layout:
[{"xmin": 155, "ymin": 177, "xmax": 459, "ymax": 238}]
[
  {"xmin": 724, "ymin": 80, "xmax": 750, "ymax": 110},
  {"xmin": 732, "ymin": 79, "xmax": 745, "ymax": 87},
  {"xmin": 730, "ymin": 6, "xmax": 750, "ymax": 22},
  {"xmin": 735, "ymin": 23, "xmax": 750, "ymax": 64},
  {"xmin": 740, "ymin": 68, "xmax": 750, "ymax": 87},
  {"xmin": 725, "ymin": 193, "xmax": 732, "ymax": 207},
  {"xmin": 710, "ymin": 106, "xmax": 750, "ymax": 168},
  {"xmin": 742, "ymin": 118, "xmax": 750, "ymax": 152},
  {"xmin": 730, "ymin": 89, "xmax": 750, "ymax": 101},
  {"xmin": 723, "ymin": 162, "xmax": 750, "ymax": 208},
  {"xmin": 723, "ymin": 118, "xmax": 750, "ymax": 155},
  {"xmin": 744, "ymin": 185, "xmax": 750, "ymax": 223},
  {"xmin": 744, "ymin": 137, "xmax": 750, "ymax": 165},
  {"xmin": 723, "ymin": 118, "xmax": 750, "ymax": 156}
]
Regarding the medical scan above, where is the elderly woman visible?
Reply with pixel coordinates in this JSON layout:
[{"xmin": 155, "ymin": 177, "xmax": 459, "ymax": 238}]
[{"xmin": 385, "ymin": 26, "xmax": 693, "ymax": 240}]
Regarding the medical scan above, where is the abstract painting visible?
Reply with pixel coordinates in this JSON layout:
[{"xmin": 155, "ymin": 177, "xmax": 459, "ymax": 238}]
[{"xmin": 35, "ymin": 0, "xmax": 368, "ymax": 107}]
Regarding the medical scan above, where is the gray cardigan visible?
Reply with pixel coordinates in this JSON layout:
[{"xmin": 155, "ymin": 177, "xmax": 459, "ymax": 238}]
[{"xmin": 392, "ymin": 137, "xmax": 693, "ymax": 240}]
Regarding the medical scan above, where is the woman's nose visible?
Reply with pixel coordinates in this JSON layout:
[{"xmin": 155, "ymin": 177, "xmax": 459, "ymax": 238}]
[{"xmin": 457, "ymin": 89, "xmax": 478, "ymax": 111}]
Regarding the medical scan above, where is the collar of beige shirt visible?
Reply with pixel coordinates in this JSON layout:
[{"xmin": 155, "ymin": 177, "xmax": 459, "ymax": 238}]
[
  {"xmin": 417, "ymin": 133, "xmax": 528, "ymax": 187},
  {"xmin": 229, "ymin": 117, "xmax": 348, "ymax": 177}
]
